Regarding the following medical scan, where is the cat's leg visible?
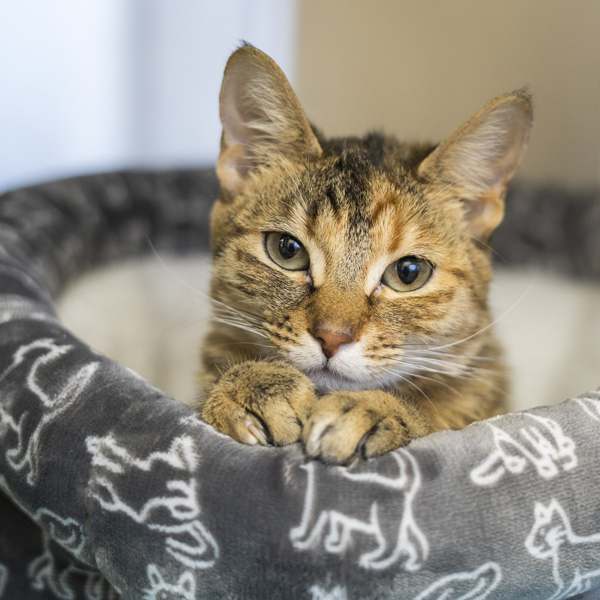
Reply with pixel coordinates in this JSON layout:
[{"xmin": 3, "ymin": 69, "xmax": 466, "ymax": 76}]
[
  {"xmin": 196, "ymin": 361, "xmax": 317, "ymax": 447},
  {"xmin": 303, "ymin": 391, "xmax": 432, "ymax": 465}
]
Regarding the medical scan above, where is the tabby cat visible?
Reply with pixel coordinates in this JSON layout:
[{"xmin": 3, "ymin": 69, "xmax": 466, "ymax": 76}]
[{"xmin": 195, "ymin": 44, "xmax": 532, "ymax": 465}]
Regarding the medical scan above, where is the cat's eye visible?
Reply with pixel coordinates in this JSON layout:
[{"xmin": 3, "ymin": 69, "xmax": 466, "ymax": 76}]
[
  {"xmin": 265, "ymin": 232, "xmax": 310, "ymax": 271},
  {"xmin": 382, "ymin": 256, "xmax": 433, "ymax": 292}
]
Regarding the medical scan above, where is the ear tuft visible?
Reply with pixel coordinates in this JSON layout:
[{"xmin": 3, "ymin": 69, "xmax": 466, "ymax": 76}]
[
  {"xmin": 217, "ymin": 46, "xmax": 321, "ymax": 196},
  {"xmin": 418, "ymin": 91, "xmax": 533, "ymax": 239}
]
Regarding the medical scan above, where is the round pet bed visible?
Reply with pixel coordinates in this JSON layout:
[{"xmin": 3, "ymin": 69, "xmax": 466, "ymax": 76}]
[{"xmin": 0, "ymin": 169, "xmax": 599, "ymax": 600}]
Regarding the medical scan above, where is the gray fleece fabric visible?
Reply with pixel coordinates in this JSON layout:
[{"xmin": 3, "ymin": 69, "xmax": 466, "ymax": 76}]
[{"xmin": 0, "ymin": 170, "xmax": 599, "ymax": 600}]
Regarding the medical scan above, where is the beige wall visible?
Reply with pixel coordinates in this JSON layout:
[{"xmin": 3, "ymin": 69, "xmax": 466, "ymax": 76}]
[{"xmin": 296, "ymin": 0, "xmax": 600, "ymax": 188}]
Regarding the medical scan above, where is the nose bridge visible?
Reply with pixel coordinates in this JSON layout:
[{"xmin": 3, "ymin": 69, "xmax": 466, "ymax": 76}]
[
  {"xmin": 309, "ymin": 219, "xmax": 371, "ymax": 336},
  {"xmin": 309, "ymin": 285, "xmax": 369, "ymax": 337}
]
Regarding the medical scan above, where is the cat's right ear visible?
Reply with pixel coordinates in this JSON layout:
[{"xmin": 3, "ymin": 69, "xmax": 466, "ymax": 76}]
[
  {"xmin": 217, "ymin": 44, "xmax": 322, "ymax": 197},
  {"xmin": 418, "ymin": 91, "xmax": 532, "ymax": 241}
]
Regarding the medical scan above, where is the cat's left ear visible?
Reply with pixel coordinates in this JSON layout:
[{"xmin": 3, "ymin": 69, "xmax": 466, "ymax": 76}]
[
  {"xmin": 418, "ymin": 91, "xmax": 532, "ymax": 240},
  {"xmin": 218, "ymin": 44, "xmax": 322, "ymax": 197}
]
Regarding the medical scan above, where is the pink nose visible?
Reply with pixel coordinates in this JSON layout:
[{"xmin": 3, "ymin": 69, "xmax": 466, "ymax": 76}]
[{"xmin": 311, "ymin": 328, "xmax": 353, "ymax": 359}]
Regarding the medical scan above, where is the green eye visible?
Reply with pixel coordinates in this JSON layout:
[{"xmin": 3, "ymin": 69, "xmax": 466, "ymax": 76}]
[
  {"xmin": 265, "ymin": 232, "xmax": 310, "ymax": 271},
  {"xmin": 382, "ymin": 256, "xmax": 433, "ymax": 292}
]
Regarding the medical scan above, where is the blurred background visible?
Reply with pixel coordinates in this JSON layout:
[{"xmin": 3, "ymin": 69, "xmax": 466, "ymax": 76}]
[
  {"xmin": 0, "ymin": 0, "xmax": 298, "ymax": 192},
  {"xmin": 1, "ymin": 0, "xmax": 599, "ymax": 193},
  {"xmin": 2, "ymin": 1, "xmax": 600, "ymax": 410}
]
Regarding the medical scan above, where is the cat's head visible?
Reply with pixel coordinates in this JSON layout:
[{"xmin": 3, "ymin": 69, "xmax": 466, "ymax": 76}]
[
  {"xmin": 210, "ymin": 44, "xmax": 531, "ymax": 393},
  {"xmin": 525, "ymin": 500, "xmax": 568, "ymax": 558}
]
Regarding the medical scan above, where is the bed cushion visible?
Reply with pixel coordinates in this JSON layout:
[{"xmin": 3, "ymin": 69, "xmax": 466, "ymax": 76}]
[{"xmin": 0, "ymin": 170, "xmax": 599, "ymax": 599}]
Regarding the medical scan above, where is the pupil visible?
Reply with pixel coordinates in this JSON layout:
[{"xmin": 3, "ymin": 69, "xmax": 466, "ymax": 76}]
[
  {"xmin": 279, "ymin": 235, "xmax": 299, "ymax": 260},
  {"xmin": 398, "ymin": 259, "xmax": 420, "ymax": 284}
]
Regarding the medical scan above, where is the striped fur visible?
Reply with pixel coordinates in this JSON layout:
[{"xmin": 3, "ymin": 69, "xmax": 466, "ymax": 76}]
[{"xmin": 196, "ymin": 45, "xmax": 532, "ymax": 464}]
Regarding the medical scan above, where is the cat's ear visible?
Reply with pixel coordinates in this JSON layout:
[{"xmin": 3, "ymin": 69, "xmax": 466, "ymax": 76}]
[
  {"xmin": 218, "ymin": 44, "xmax": 322, "ymax": 197},
  {"xmin": 418, "ymin": 92, "xmax": 532, "ymax": 240}
]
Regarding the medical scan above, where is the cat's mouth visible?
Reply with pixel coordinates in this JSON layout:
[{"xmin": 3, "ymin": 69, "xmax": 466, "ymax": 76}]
[
  {"xmin": 306, "ymin": 357, "xmax": 399, "ymax": 393},
  {"xmin": 287, "ymin": 336, "xmax": 418, "ymax": 393},
  {"xmin": 308, "ymin": 366, "xmax": 370, "ymax": 393},
  {"xmin": 302, "ymin": 350, "xmax": 422, "ymax": 394},
  {"xmin": 283, "ymin": 337, "xmax": 385, "ymax": 392}
]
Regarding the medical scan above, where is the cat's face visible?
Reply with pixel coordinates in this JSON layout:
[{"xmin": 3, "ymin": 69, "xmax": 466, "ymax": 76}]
[
  {"xmin": 212, "ymin": 141, "xmax": 491, "ymax": 393},
  {"xmin": 210, "ymin": 45, "xmax": 531, "ymax": 394}
]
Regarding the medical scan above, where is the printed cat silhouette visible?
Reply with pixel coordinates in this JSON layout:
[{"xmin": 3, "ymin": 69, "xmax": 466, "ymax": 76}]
[
  {"xmin": 412, "ymin": 561, "xmax": 502, "ymax": 600},
  {"xmin": 470, "ymin": 413, "xmax": 577, "ymax": 486},
  {"xmin": 526, "ymin": 499, "xmax": 600, "ymax": 599},
  {"xmin": 28, "ymin": 532, "xmax": 118, "ymax": 600},
  {"xmin": 576, "ymin": 394, "xmax": 600, "ymax": 422},
  {"xmin": 0, "ymin": 338, "xmax": 99, "ymax": 485},
  {"xmin": 143, "ymin": 565, "xmax": 195, "ymax": 600},
  {"xmin": 196, "ymin": 44, "xmax": 532, "ymax": 463},
  {"xmin": 290, "ymin": 449, "xmax": 427, "ymax": 571},
  {"xmin": 86, "ymin": 433, "xmax": 218, "ymax": 570},
  {"xmin": 309, "ymin": 584, "xmax": 348, "ymax": 600},
  {"xmin": 34, "ymin": 508, "xmax": 86, "ymax": 559}
]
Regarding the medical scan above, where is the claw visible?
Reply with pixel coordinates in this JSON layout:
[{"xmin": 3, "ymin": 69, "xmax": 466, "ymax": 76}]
[
  {"xmin": 246, "ymin": 419, "xmax": 269, "ymax": 446},
  {"xmin": 233, "ymin": 417, "xmax": 269, "ymax": 446}
]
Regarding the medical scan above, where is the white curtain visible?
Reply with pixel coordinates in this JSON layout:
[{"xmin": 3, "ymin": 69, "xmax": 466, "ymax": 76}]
[{"xmin": 0, "ymin": 0, "xmax": 298, "ymax": 193}]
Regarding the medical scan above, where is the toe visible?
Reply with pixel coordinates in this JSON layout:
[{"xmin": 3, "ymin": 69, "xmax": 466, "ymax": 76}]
[
  {"xmin": 261, "ymin": 406, "xmax": 303, "ymax": 446},
  {"xmin": 359, "ymin": 417, "xmax": 406, "ymax": 459},
  {"xmin": 303, "ymin": 396, "xmax": 380, "ymax": 464},
  {"xmin": 241, "ymin": 417, "xmax": 269, "ymax": 446}
]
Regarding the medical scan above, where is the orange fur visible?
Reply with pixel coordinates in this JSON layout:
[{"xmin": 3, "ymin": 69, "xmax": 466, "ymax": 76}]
[{"xmin": 196, "ymin": 45, "xmax": 532, "ymax": 465}]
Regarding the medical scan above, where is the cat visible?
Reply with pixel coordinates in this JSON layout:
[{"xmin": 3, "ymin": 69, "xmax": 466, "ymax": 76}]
[{"xmin": 195, "ymin": 43, "xmax": 532, "ymax": 465}]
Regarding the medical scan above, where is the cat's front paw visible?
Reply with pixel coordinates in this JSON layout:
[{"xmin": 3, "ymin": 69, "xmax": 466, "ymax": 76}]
[
  {"xmin": 303, "ymin": 390, "xmax": 432, "ymax": 465},
  {"xmin": 200, "ymin": 360, "xmax": 317, "ymax": 447}
]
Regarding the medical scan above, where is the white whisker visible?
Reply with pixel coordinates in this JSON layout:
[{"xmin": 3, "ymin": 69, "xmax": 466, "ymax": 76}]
[
  {"xmin": 398, "ymin": 367, "xmax": 469, "ymax": 404},
  {"xmin": 212, "ymin": 317, "xmax": 269, "ymax": 339},
  {"xmin": 406, "ymin": 348, "xmax": 497, "ymax": 362},
  {"xmin": 400, "ymin": 355, "xmax": 494, "ymax": 376},
  {"xmin": 428, "ymin": 176, "xmax": 463, "ymax": 202},
  {"xmin": 218, "ymin": 341, "xmax": 276, "ymax": 350},
  {"xmin": 147, "ymin": 238, "xmax": 268, "ymax": 326},
  {"xmin": 425, "ymin": 275, "xmax": 536, "ymax": 353},
  {"xmin": 379, "ymin": 366, "xmax": 441, "ymax": 419}
]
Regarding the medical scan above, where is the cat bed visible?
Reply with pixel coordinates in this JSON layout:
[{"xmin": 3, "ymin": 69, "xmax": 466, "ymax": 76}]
[{"xmin": 0, "ymin": 169, "xmax": 599, "ymax": 600}]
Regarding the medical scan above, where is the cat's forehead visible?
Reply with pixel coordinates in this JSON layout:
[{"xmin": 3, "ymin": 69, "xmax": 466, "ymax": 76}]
[
  {"xmin": 275, "ymin": 149, "xmax": 447, "ymax": 288},
  {"xmin": 295, "ymin": 148, "xmax": 439, "ymax": 249},
  {"xmin": 245, "ymin": 136, "xmax": 434, "ymax": 231},
  {"xmin": 233, "ymin": 141, "xmax": 461, "ymax": 285}
]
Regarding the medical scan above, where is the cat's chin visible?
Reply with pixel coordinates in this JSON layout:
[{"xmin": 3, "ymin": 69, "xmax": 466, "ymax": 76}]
[
  {"xmin": 304, "ymin": 362, "xmax": 419, "ymax": 395},
  {"xmin": 307, "ymin": 367, "xmax": 387, "ymax": 394}
]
